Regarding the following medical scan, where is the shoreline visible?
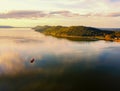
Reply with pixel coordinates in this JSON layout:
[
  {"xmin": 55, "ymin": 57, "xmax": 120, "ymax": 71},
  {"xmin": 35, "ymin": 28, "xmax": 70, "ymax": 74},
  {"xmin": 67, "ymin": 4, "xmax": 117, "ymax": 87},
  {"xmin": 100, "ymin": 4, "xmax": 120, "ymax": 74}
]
[
  {"xmin": 33, "ymin": 25, "xmax": 120, "ymax": 42},
  {"xmin": 43, "ymin": 34, "xmax": 120, "ymax": 42},
  {"xmin": 44, "ymin": 34, "xmax": 101, "ymax": 41}
]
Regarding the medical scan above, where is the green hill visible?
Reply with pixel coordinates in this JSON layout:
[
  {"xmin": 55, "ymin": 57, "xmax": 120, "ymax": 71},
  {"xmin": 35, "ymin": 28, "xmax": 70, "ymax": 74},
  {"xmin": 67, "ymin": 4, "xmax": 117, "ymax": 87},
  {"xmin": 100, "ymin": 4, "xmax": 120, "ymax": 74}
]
[{"xmin": 34, "ymin": 26, "xmax": 120, "ymax": 41}]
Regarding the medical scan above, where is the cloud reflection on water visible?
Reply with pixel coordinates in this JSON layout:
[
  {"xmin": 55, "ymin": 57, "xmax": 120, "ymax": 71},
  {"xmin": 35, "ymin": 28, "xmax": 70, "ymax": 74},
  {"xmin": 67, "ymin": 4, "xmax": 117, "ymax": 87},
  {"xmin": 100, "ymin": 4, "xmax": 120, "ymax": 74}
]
[
  {"xmin": 0, "ymin": 52, "xmax": 24, "ymax": 75},
  {"xmin": 0, "ymin": 28, "xmax": 120, "ymax": 75},
  {"xmin": 0, "ymin": 28, "xmax": 120, "ymax": 90}
]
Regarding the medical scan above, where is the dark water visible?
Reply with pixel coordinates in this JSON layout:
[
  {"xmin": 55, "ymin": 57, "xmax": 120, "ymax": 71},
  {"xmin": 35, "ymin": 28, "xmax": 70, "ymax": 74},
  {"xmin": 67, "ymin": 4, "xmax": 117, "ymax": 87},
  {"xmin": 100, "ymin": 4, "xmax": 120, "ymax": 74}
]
[{"xmin": 0, "ymin": 28, "xmax": 120, "ymax": 91}]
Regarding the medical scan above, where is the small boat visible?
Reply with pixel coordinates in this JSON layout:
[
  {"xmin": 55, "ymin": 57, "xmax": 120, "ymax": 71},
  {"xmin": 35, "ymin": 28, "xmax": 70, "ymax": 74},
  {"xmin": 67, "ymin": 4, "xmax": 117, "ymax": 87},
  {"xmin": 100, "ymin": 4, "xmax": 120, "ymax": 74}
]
[{"xmin": 30, "ymin": 58, "xmax": 35, "ymax": 63}]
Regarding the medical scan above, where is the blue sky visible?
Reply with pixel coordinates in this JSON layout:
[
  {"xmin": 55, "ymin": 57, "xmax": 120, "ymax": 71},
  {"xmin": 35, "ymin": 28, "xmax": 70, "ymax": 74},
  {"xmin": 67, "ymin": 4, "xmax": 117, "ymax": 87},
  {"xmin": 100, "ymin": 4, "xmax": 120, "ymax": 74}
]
[{"xmin": 0, "ymin": 0, "xmax": 120, "ymax": 28}]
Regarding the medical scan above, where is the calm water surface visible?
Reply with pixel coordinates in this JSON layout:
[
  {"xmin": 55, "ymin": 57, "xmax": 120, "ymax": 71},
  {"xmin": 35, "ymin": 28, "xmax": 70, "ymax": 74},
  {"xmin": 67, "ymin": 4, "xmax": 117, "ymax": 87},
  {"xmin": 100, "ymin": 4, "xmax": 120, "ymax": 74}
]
[{"xmin": 0, "ymin": 28, "xmax": 120, "ymax": 91}]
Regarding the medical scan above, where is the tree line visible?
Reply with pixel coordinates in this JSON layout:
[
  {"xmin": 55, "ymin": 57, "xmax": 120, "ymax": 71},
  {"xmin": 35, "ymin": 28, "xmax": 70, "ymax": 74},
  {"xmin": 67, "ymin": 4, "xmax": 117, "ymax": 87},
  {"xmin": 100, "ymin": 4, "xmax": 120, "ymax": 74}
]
[{"xmin": 33, "ymin": 25, "xmax": 120, "ymax": 40}]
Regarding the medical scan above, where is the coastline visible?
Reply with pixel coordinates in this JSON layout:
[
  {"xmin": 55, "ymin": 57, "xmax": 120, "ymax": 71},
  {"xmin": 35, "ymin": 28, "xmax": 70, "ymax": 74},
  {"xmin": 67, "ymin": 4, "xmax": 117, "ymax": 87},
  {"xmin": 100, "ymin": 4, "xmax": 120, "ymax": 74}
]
[
  {"xmin": 33, "ymin": 26, "xmax": 120, "ymax": 42},
  {"xmin": 38, "ymin": 32, "xmax": 120, "ymax": 42}
]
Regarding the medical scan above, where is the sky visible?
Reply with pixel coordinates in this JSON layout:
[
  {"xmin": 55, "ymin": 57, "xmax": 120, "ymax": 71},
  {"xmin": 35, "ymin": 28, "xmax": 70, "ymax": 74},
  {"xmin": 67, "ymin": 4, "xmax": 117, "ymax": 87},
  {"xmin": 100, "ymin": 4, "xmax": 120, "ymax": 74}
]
[{"xmin": 0, "ymin": 0, "xmax": 120, "ymax": 28}]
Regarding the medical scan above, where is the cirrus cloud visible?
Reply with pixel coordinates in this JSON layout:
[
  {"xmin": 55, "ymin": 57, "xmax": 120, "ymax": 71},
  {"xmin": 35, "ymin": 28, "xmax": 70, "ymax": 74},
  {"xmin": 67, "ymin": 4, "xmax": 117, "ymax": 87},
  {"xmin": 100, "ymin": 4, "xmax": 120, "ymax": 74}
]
[
  {"xmin": 0, "ymin": 10, "xmax": 47, "ymax": 19},
  {"xmin": 0, "ymin": 10, "xmax": 120, "ymax": 19},
  {"xmin": 49, "ymin": 11, "xmax": 79, "ymax": 17},
  {"xmin": 0, "ymin": 10, "xmax": 80, "ymax": 19},
  {"xmin": 106, "ymin": 12, "xmax": 120, "ymax": 17}
]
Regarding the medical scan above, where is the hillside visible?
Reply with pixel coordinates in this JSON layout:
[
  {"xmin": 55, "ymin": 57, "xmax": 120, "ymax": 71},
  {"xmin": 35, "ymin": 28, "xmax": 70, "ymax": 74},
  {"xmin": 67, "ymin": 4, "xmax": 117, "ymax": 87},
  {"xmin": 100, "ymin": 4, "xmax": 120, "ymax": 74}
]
[
  {"xmin": 0, "ymin": 26, "xmax": 14, "ymax": 28},
  {"xmin": 100, "ymin": 28, "xmax": 120, "ymax": 31},
  {"xmin": 34, "ymin": 26, "xmax": 120, "ymax": 41}
]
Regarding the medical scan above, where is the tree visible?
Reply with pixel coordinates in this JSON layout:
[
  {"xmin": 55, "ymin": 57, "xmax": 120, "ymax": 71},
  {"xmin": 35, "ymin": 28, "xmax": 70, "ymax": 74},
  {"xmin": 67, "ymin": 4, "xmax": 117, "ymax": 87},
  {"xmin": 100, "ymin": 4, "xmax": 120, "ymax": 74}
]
[{"xmin": 105, "ymin": 34, "xmax": 112, "ymax": 40}]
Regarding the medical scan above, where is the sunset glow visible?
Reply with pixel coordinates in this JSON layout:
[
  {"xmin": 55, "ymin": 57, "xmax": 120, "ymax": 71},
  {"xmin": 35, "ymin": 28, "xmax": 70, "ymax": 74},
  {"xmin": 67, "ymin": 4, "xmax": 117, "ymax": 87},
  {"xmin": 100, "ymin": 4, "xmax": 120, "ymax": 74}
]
[{"xmin": 0, "ymin": 0, "xmax": 120, "ymax": 27}]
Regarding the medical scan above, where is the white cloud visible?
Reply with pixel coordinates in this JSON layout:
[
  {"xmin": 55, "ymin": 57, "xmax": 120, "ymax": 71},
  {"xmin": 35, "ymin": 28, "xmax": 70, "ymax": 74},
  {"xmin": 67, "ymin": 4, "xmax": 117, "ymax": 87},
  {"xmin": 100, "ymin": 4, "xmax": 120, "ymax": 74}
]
[{"xmin": 0, "ymin": 0, "xmax": 119, "ymax": 27}]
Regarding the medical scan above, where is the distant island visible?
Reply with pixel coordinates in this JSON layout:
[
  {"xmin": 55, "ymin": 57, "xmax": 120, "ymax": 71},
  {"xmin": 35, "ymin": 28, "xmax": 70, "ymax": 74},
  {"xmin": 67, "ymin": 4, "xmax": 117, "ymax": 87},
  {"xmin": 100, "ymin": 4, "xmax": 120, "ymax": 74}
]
[
  {"xmin": 0, "ymin": 26, "xmax": 14, "ymax": 28},
  {"xmin": 33, "ymin": 26, "xmax": 120, "ymax": 41},
  {"xmin": 0, "ymin": 26, "xmax": 32, "ymax": 28}
]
